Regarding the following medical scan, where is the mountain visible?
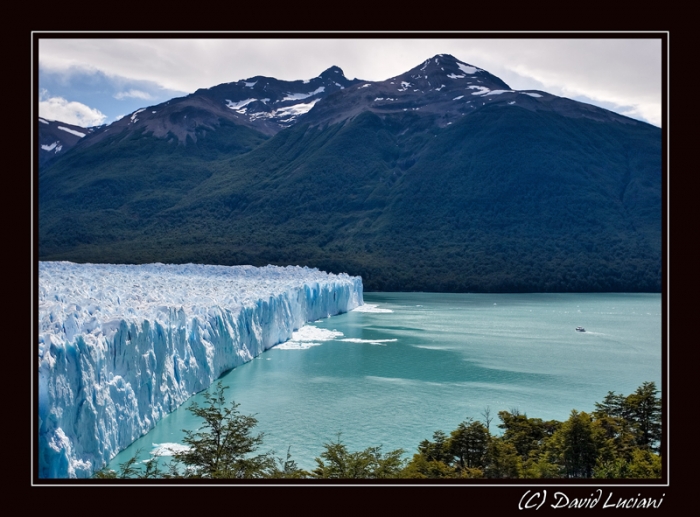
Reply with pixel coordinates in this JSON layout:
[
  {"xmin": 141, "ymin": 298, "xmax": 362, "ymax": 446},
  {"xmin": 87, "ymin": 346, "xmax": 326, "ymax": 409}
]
[
  {"xmin": 38, "ymin": 118, "xmax": 98, "ymax": 169},
  {"xmin": 64, "ymin": 65, "xmax": 360, "ymax": 151},
  {"xmin": 38, "ymin": 54, "xmax": 662, "ymax": 292}
]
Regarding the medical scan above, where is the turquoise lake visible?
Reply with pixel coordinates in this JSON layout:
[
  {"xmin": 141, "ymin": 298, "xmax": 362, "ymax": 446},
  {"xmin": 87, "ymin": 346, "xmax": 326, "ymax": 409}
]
[{"xmin": 107, "ymin": 292, "xmax": 662, "ymax": 472}]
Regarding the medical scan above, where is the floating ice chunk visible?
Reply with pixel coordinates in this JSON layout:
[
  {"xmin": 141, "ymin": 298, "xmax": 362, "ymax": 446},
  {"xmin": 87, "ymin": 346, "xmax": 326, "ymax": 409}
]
[
  {"xmin": 289, "ymin": 325, "xmax": 343, "ymax": 342},
  {"xmin": 275, "ymin": 341, "xmax": 323, "ymax": 350},
  {"xmin": 352, "ymin": 304, "xmax": 393, "ymax": 313},
  {"xmin": 338, "ymin": 338, "xmax": 398, "ymax": 345},
  {"xmin": 151, "ymin": 443, "xmax": 190, "ymax": 456}
]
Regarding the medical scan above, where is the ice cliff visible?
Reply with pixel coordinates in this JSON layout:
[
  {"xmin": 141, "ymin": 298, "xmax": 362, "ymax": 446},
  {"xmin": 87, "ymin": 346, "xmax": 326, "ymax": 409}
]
[{"xmin": 37, "ymin": 262, "xmax": 363, "ymax": 478}]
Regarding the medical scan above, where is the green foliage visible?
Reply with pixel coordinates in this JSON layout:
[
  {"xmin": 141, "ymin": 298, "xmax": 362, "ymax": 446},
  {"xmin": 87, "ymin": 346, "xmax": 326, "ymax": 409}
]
[
  {"xmin": 311, "ymin": 434, "xmax": 406, "ymax": 479},
  {"xmin": 172, "ymin": 382, "xmax": 273, "ymax": 479},
  {"xmin": 594, "ymin": 381, "xmax": 661, "ymax": 452},
  {"xmin": 265, "ymin": 448, "xmax": 309, "ymax": 479},
  {"xmin": 402, "ymin": 454, "xmax": 460, "ymax": 479},
  {"xmin": 484, "ymin": 438, "xmax": 523, "ymax": 478},
  {"xmin": 448, "ymin": 418, "xmax": 489, "ymax": 470},
  {"xmin": 93, "ymin": 449, "xmax": 166, "ymax": 479},
  {"xmin": 40, "ymin": 108, "xmax": 661, "ymax": 293},
  {"xmin": 549, "ymin": 410, "xmax": 600, "ymax": 478},
  {"xmin": 497, "ymin": 411, "xmax": 559, "ymax": 461}
]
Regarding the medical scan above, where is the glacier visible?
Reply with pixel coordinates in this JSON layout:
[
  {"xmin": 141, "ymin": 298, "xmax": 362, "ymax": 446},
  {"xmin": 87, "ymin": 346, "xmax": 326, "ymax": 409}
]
[{"xmin": 37, "ymin": 261, "xmax": 363, "ymax": 478}]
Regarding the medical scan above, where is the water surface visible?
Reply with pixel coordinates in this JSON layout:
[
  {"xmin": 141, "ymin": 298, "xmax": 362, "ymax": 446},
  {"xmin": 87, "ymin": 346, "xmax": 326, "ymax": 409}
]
[{"xmin": 108, "ymin": 292, "xmax": 661, "ymax": 472}]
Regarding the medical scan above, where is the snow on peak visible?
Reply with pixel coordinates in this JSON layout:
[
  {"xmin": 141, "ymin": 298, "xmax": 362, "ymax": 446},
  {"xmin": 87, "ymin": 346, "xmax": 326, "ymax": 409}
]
[
  {"xmin": 282, "ymin": 86, "xmax": 325, "ymax": 102},
  {"xmin": 522, "ymin": 92, "xmax": 543, "ymax": 98},
  {"xmin": 39, "ymin": 118, "xmax": 49, "ymax": 124},
  {"xmin": 457, "ymin": 62, "xmax": 481, "ymax": 75},
  {"xmin": 58, "ymin": 126, "xmax": 86, "ymax": 138},
  {"xmin": 485, "ymin": 90, "xmax": 514, "ymax": 96},
  {"xmin": 130, "ymin": 109, "xmax": 146, "ymax": 123}
]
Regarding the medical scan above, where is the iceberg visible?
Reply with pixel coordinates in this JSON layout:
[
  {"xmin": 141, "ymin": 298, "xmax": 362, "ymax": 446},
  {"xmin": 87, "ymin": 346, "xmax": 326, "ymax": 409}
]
[{"xmin": 37, "ymin": 262, "xmax": 363, "ymax": 478}]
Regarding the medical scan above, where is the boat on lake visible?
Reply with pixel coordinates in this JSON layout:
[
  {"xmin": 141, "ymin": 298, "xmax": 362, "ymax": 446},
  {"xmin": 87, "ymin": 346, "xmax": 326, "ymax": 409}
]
[{"xmin": 576, "ymin": 327, "xmax": 586, "ymax": 332}]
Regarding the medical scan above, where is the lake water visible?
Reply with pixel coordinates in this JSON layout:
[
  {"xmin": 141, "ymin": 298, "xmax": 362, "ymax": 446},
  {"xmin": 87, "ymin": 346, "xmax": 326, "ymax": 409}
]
[{"xmin": 107, "ymin": 292, "xmax": 662, "ymax": 473}]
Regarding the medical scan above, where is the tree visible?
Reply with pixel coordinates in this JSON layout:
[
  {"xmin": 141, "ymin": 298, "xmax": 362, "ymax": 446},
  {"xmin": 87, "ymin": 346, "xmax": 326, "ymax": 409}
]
[
  {"xmin": 448, "ymin": 418, "xmax": 489, "ymax": 470},
  {"xmin": 311, "ymin": 434, "xmax": 405, "ymax": 479},
  {"xmin": 497, "ymin": 410, "xmax": 558, "ymax": 461},
  {"xmin": 593, "ymin": 382, "xmax": 662, "ymax": 453},
  {"xmin": 550, "ymin": 410, "xmax": 600, "ymax": 478},
  {"xmin": 172, "ymin": 382, "xmax": 273, "ymax": 479},
  {"xmin": 483, "ymin": 437, "xmax": 522, "ymax": 478},
  {"xmin": 625, "ymin": 382, "xmax": 662, "ymax": 452}
]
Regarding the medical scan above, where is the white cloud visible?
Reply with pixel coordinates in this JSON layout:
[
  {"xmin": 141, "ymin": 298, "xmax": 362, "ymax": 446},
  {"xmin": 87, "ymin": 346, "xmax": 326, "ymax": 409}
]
[
  {"xmin": 39, "ymin": 95, "xmax": 107, "ymax": 127},
  {"xmin": 114, "ymin": 89, "xmax": 153, "ymax": 100}
]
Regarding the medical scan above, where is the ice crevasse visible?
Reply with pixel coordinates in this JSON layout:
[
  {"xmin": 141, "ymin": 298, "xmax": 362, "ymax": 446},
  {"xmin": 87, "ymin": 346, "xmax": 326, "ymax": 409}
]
[{"xmin": 38, "ymin": 262, "xmax": 363, "ymax": 478}]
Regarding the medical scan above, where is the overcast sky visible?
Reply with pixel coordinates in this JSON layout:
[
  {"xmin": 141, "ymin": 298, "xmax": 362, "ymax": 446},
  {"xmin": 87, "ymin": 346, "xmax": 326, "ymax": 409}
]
[{"xmin": 36, "ymin": 35, "xmax": 664, "ymax": 128}]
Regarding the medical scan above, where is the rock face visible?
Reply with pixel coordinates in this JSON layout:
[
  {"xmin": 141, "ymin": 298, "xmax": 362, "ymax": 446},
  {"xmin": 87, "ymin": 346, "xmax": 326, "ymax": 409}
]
[{"xmin": 38, "ymin": 262, "xmax": 363, "ymax": 478}]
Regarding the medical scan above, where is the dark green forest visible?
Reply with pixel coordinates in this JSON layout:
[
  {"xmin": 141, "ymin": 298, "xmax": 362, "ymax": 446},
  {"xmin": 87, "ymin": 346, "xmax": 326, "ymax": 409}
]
[
  {"xmin": 96, "ymin": 381, "xmax": 662, "ymax": 480},
  {"xmin": 40, "ymin": 105, "xmax": 661, "ymax": 293}
]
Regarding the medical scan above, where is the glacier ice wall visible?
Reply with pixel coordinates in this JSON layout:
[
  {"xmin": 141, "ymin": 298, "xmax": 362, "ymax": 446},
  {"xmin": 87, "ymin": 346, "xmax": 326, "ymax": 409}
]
[{"xmin": 38, "ymin": 262, "xmax": 363, "ymax": 478}]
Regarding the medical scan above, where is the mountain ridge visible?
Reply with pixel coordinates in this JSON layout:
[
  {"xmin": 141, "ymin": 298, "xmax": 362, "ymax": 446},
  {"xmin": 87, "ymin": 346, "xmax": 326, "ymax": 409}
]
[{"xmin": 38, "ymin": 54, "xmax": 662, "ymax": 293}]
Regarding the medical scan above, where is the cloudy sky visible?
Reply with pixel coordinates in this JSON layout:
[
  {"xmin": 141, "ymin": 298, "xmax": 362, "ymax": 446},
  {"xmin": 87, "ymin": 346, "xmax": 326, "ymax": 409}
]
[{"xmin": 36, "ymin": 35, "xmax": 664, "ymax": 128}]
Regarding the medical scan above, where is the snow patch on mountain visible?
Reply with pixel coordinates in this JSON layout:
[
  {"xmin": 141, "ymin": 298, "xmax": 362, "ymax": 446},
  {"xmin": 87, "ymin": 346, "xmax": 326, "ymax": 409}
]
[
  {"xmin": 275, "ymin": 98, "xmax": 321, "ymax": 121},
  {"xmin": 38, "ymin": 262, "xmax": 363, "ymax": 478},
  {"xmin": 42, "ymin": 141, "xmax": 60, "ymax": 152},
  {"xmin": 469, "ymin": 85, "xmax": 491, "ymax": 95},
  {"xmin": 457, "ymin": 62, "xmax": 481, "ymax": 75},
  {"xmin": 282, "ymin": 86, "xmax": 325, "ymax": 102},
  {"xmin": 58, "ymin": 126, "xmax": 86, "ymax": 138},
  {"xmin": 130, "ymin": 109, "xmax": 146, "ymax": 124},
  {"xmin": 225, "ymin": 98, "xmax": 258, "ymax": 111}
]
